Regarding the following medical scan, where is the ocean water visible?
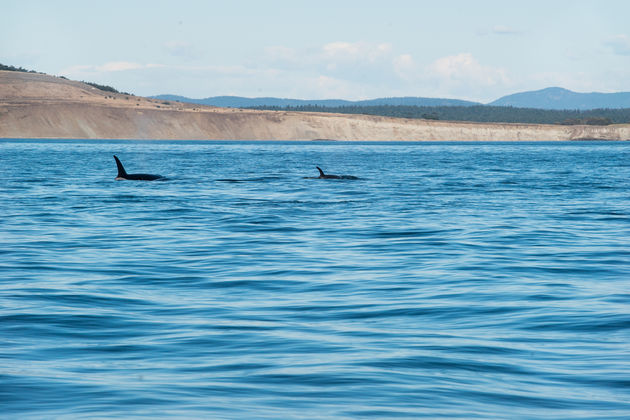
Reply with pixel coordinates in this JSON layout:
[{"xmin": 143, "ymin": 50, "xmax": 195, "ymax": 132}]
[{"xmin": 1, "ymin": 139, "xmax": 629, "ymax": 419}]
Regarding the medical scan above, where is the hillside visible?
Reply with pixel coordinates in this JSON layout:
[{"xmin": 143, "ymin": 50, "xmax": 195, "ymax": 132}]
[
  {"xmin": 150, "ymin": 95, "xmax": 480, "ymax": 108},
  {"xmin": 490, "ymin": 87, "xmax": 630, "ymax": 110},
  {"xmin": 1, "ymin": 71, "xmax": 629, "ymax": 141},
  {"xmin": 154, "ymin": 88, "xmax": 630, "ymax": 111},
  {"xmin": 248, "ymin": 104, "xmax": 630, "ymax": 125}
]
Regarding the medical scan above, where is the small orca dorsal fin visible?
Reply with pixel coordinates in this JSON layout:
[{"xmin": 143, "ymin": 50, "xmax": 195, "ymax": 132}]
[
  {"xmin": 113, "ymin": 155, "xmax": 127, "ymax": 178},
  {"xmin": 316, "ymin": 166, "xmax": 325, "ymax": 177}
]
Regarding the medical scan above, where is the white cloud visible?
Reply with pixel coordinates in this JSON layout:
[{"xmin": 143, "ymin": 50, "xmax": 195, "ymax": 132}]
[
  {"xmin": 322, "ymin": 41, "xmax": 392, "ymax": 63},
  {"xmin": 314, "ymin": 75, "xmax": 356, "ymax": 98},
  {"xmin": 429, "ymin": 53, "xmax": 508, "ymax": 87},
  {"xmin": 61, "ymin": 61, "xmax": 164, "ymax": 77},
  {"xmin": 264, "ymin": 41, "xmax": 393, "ymax": 71},
  {"xmin": 393, "ymin": 54, "xmax": 416, "ymax": 80},
  {"xmin": 258, "ymin": 41, "xmax": 400, "ymax": 93},
  {"xmin": 56, "ymin": 46, "xmax": 516, "ymax": 101},
  {"xmin": 605, "ymin": 34, "xmax": 630, "ymax": 55},
  {"xmin": 259, "ymin": 45, "xmax": 514, "ymax": 100},
  {"xmin": 407, "ymin": 53, "xmax": 513, "ymax": 101},
  {"xmin": 96, "ymin": 61, "xmax": 144, "ymax": 72},
  {"xmin": 322, "ymin": 41, "xmax": 360, "ymax": 58}
]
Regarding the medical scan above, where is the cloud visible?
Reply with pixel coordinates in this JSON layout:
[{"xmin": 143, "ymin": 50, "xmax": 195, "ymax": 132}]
[
  {"xmin": 322, "ymin": 41, "xmax": 392, "ymax": 62},
  {"xmin": 416, "ymin": 53, "xmax": 512, "ymax": 100},
  {"xmin": 258, "ymin": 41, "xmax": 400, "ymax": 93},
  {"xmin": 477, "ymin": 25, "xmax": 522, "ymax": 36},
  {"xmin": 264, "ymin": 45, "xmax": 297, "ymax": 62},
  {"xmin": 429, "ymin": 53, "xmax": 508, "ymax": 86},
  {"xmin": 263, "ymin": 41, "xmax": 393, "ymax": 72},
  {"xmin": 312, "ymin": 75, "xmax": 359, "ymax": 98},
  {"xmin": 61, "ymin": 61, "xmax": 165, "ymax": 76},
  {"xmin": 492, "ymin": 25, "xmax": 521, "ymax": 35},
  {"xmin": 56, "ymin": 45, "xmax": 514, "ymax": 101},
  {"xmin": 393, "ymin": 54, "xmax": 415, "ymax": 80},
  {"xmin": 605, "ymin": 34, "xmax": 630, "ymax": 55},
  {"xmin": 96, "ymin": 61, "xmax": 145, "ymax": 72},
  {"xmin": 260, "ymin": 43, "xmax": 513, "ymax": 100}
]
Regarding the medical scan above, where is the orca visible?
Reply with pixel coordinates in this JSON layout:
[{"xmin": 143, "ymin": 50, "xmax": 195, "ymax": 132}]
[
  {"xmin": 113, "ymin": 155, "xmax": 164, "ymax": 181},
  {"xmin": 314, "ymin": 166, "xmax": 358, "ymax": 180},
  {"xmin": 316, "ymin": 166, "xmax": 341, "ymax": 179}
]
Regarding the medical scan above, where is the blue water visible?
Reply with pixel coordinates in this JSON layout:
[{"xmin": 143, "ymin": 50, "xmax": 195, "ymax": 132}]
[{"xmin": 1, "ymin": 140, "xmax": 629, "ymax": 419}]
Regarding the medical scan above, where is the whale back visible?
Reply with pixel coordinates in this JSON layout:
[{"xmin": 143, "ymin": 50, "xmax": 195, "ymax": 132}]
[{"xmin": 114, "ymin": 155, "xmax": 163, "ymax": 181}]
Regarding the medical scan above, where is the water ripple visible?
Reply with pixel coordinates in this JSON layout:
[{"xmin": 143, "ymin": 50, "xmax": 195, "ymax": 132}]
[{"xmin": 1, "ymin": 140, "xmax": 629, "ymax": 418}]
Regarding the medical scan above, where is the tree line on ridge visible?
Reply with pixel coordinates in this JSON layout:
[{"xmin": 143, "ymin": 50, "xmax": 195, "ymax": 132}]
[{"xmin": 247, "ymin": 104, "xmax": 630, "ymax": 126}]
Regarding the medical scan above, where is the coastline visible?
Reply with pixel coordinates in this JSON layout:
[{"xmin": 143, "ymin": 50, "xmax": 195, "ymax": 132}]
[{"xmin": 2, "ymin": 71, "xmax": 629, "ymax": 141}]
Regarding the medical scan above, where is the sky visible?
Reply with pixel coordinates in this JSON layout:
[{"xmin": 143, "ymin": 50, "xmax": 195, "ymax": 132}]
[{"xmin": 2, "ymin": 0, "xmax": 630, "ymax": 102}]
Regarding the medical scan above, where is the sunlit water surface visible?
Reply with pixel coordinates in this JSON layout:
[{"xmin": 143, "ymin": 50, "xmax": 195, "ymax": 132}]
[{"xmin": 1, "ymin": 140, "xmax": 629, "ymax": 418}]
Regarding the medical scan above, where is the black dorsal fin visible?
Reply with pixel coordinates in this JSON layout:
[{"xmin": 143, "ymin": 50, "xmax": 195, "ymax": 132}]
[
  {"xmin": 113, "ymin": 155, "xmax": 127, "ymax": 178},
  {"xmin": 316, "ymin": 166, "xmax": 325, "ymax": 177}
]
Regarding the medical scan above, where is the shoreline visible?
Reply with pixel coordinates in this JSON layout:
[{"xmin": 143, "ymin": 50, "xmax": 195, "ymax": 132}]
[
  {"xmin": 2, "ymin": 137, "xmax": 626, "ymax": 143},
  {"xmin": 2, "ymin": 71, "xmax": 630, "ymax": 141}
]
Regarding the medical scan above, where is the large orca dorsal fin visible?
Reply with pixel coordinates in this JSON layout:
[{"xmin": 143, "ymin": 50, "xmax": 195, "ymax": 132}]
[
  {"xmin": 316, "ymin": 166, "xmax": 325, "ymax": 177},
  {"xmin": 113, "ymin": 155, "xmax": 127, "ymax": 178}
]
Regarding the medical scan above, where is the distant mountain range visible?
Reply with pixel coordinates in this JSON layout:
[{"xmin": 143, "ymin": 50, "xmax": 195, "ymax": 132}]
[
  {"xmin": 489, "ymin": 87, "xmax": 630, "ymax": 110},
  {"xmin": 151, "ymin": 95, "xmax": 479, "ymax": 108},
  {"xmin": 152, "ymin": 87, "xmax": 630, "ymax": 111}
]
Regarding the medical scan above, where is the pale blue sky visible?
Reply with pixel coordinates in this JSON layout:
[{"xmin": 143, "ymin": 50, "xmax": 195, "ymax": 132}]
[{"xmin": 2, "ymin": 0, "xmax": 630, "ymax": 101}]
